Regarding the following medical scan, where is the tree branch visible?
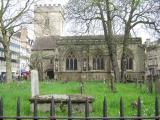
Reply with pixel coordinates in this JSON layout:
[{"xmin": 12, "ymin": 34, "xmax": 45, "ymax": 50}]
[
  {"xmin": 131, "ymin": 20, "xmax": 154, "ymax": 29},
  {"xmin": 2, "ymin": 0, "xmax": 10, "ymax": 16},
  {"xmin": 4, "ymin": 0, "xmax": 32, "ymax": 29}
]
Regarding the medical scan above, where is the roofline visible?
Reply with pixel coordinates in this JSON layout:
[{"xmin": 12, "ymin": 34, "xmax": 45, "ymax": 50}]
[{"xmin": 32, "ymin": 48, "xmax": 55, "ymax": 51}]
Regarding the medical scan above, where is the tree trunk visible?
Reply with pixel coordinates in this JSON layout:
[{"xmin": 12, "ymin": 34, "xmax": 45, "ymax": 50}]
[
  {"xmin": 109, "ymin": 46, "xmax": 120, "ymax": 83},
  {"xmin": 121, "ymin": 26, "xmax": 130, "ymax": 82},
  {"xmin": 105, "ymin": 0, "xmax": 120, "ymax": 82},
  {"xmin": 98, "ymin": 0, "xmax": 120, "ymax": 91},
  {"xmin": 3, "ymin": 34, "xmax": 12, "ymax": 83}
]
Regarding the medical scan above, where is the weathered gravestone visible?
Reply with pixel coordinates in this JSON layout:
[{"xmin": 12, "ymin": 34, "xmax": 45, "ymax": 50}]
[
  {"xmin": 31, "ymin": 70, "xmax": 39, "ymax": 97},
  {"xmin": 147, "ymin": 75, "xmax": 153, "ymax": 93},
  {"xmin": 155, "ymin": 79, "xmax": 160, "ymax": 94},
  {"xmin": 29, "ymin": 70, "xmax": 94, "ymax": 112}
]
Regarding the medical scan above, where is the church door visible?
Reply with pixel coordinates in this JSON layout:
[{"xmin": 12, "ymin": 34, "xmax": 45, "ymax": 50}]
[{"xmin": 47, "ymin": 70, "xmax": 54, "ymax": 79}]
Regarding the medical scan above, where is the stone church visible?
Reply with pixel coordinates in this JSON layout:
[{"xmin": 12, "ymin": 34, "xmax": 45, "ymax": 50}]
[{"xmin": 32, "ymin": 4, "xmax": 146, "ymax": 81}]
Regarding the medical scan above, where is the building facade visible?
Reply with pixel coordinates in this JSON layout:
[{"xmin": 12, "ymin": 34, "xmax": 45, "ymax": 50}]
[
  {"xmin": 32, "ymin": 36, "xmax": 145, "ymax": 81},
  {"xmin": 0, "ymin": 36, "xmax": 20, "ymax": 79},
  {"xmin": 34, "ymin": 4, "xmax": 64, "ymax": 37},
  {"xmin": 32, "ymin": 4, "xmax": 145, "ymax": 81},
  {"xmin": 0, "ymin": 28, "xmax": 32, "ymax": 80},
  {"xmin": 145, "ymin": 39, "xmax": 160, "ymax": 77},
  {"xmin": 19, "ymin": 28, "xmax": 32, "ymax": 75}
]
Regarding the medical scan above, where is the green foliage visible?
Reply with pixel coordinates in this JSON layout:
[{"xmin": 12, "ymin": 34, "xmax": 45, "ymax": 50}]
[{"xmin": 0, "ymin": 81, "xmax": 158, "ymax": 117}]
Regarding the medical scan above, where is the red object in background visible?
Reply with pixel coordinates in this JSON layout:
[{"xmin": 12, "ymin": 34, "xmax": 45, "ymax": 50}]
[{"xmin": 21, "ymin": 71, "xmax": 30, "ymax": 80}]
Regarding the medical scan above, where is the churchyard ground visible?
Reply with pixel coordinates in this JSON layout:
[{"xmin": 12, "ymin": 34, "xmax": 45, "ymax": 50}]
[{"xmin": 0, "ymin": 81, "xmax": 159, "ymax": 117}]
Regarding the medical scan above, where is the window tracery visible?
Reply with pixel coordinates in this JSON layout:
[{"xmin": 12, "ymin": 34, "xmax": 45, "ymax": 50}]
[
  {"xmin": 66, "ymin": 53, "xmax": 77, "ymax": 70},
  {"xmin": 93, "ymin": 55, "xmax": 104, "ymax": 70}
]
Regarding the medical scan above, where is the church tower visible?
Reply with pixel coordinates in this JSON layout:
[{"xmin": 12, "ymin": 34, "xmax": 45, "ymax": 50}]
[{"xmin": 34, "ymin": 4, "xmax": 64, "ymax": 37}]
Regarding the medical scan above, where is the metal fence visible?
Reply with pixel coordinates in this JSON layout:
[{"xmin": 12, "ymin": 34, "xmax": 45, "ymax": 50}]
[{"xmin": 0, "ymin": 96, "xmax": 159, "ymax": 120}]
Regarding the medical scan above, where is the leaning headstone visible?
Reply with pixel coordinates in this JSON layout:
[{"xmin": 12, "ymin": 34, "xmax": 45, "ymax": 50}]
[
  {"xmin": 80, "ymin": 81, "xmax": 84, "ymax": 94},
  {"xmin": 103, "ymin": 79, "xmax": 105, "ymax": 84},
  {"xmin": 140, "ymin": 82, "xmax": 142, "ymax": 89},
  {"xmin": 135, "ymin": 78, "xmax": 138, "ymax": 87},
  {"xmin": 148, "ymin": 79, "xmax": 153, "ymax": 93},
  {"xmin": 31, "ymin": 70, "xmax": 39, "ymax": 97},
  {"xmin": 155, "ymin": 79, "xmax": 160, "ymax": 94}
]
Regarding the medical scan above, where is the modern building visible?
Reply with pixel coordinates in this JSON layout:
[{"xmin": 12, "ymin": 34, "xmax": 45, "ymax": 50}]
[
  {"xmin": 145, "ymin": 39, "xmax": 160, "ymax": 78},
  {"xmin": 0, "ymin": 28, "xmax": 32, "ymax": 80},
  {"xmin": 19, "ymin": 28, "xmax": 32, "ymax": 75},
  {"xmin": 31, "ymin": 4, "xmax": 146, "ymax": 81},
  {"xmin": 0, "ymin": 35, "xmax": 20, "ymax": 79}
]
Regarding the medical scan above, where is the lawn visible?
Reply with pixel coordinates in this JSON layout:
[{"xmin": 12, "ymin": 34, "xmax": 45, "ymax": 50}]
[{"xmin": 0, "ymin": 81, "xmax": 159, "ymax": 117}]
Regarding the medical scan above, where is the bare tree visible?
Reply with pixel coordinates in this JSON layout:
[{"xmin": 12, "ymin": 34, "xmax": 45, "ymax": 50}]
[
  {"xmin": 30, "ymin": 51, "xmax": 43, "ymax": 81},
  {"xmin": 66, "ymin": 0, "xmax": 121, "ymax": 89},
  {"xmin": 115, "ymin": 0, "xmax": 160, "ymax": 82},
  {"xmin": 0, "ymin": 0, "xmax": 35, "ymax": 83},
  {"xmin": 97, "ymin": 0, "xmax": 120, "ymax": 90}
]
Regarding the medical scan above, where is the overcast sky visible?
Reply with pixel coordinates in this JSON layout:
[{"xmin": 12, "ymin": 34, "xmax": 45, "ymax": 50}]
[{"xmin": 31, "ymin": 0, "xmax": 155, "ymax": 42}]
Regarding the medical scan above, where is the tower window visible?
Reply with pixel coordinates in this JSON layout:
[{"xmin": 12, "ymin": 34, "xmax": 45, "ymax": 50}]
[{"xmin": 45, "ymin": 18, "xmax": 49, "ymax": 27}]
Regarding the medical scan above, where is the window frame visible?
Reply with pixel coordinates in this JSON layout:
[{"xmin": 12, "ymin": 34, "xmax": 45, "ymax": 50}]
[
  {"xmin": 66, "ymin": 54, "xmax": 78, "ymax": 70},
  {"xmin": 93, "ymin": 55, "xmax": 104, "ymax": 70},
  {"xmin": 126, "ymin": 56, "xmax": 133, "ymax": 70}
]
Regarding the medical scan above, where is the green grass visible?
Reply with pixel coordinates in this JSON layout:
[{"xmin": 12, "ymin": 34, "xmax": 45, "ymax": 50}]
[{"xmin": 0, "ymin": 81, "xmax": 159, "ymax": 117}]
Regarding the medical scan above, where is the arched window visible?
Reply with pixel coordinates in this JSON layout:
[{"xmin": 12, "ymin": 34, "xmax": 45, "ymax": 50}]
[
  {"xmin": 45, "ymin": 17, "xmax": 49, "ymax": 27},
  {"xmin": 66, "ymin": 54, "xmax": 77, "ymax": 70},
  {"xmin": 126, "ymin": 56, "xmax": 133, "ymax": 70},
  {"xmin": 93, "ymin": 55, "xmax": 104, "ymax": 70}
]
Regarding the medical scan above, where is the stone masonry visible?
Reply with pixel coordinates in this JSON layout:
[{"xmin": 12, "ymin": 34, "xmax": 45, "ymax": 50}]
[{"xmin": 32, "ymin": 4, "xmax": 146, "ymax": 81}]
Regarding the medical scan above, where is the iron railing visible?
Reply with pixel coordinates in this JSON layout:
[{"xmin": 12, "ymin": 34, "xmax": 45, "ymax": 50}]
[{"xmin": 0, "ymin": 96, "xmax": 159, "ymax": 120}]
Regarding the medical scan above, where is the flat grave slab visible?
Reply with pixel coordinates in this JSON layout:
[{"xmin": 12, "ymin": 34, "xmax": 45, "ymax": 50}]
[{"xmin": 29, "ymin": 94, "xmax": 94, "ymax": 112}]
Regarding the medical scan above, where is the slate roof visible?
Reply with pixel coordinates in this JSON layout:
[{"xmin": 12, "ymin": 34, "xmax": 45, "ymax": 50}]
[
  {"xmin": 32, "ymin": 35, "xmax": 141, "ymax": 51},
  {"xmin": 32, "ymin": 36, "xmax": 58, "ymax": 51},
  {"xmin": 61, "ymin": 35, "xmax": 105, "ymax": 40}
]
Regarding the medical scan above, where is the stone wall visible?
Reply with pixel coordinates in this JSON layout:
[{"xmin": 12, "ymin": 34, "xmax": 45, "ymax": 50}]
[
  {"xmin": 32, "ymin": 35, "xmax": 145, "ymax": 81},
  {"xmin": 32, "ymin": 3, "xmax": 145, "ymax": 81},
  {"xmin": 56, "ymin": 72, "xmax": 111, "ymax": 81}
]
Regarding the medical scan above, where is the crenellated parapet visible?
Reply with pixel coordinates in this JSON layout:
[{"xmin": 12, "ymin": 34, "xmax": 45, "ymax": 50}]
[
  {"xmin": 35, "ymin": 3, "xmax": 61, "ymax": 7},
  {"xmin": 34, "ymin": 4, "xmax": 63, "ymax": 13}
]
